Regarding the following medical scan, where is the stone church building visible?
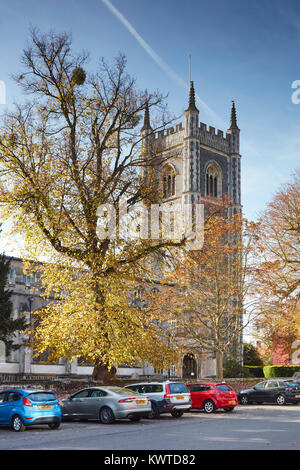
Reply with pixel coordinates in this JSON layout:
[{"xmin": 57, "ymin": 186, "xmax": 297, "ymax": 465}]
[{"xmin": 0, "ymin": 82, "xmax": 242, "ymax": 379}]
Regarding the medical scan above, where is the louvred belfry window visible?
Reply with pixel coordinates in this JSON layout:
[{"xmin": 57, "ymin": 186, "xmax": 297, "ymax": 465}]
[
  {"xmin": 162, "ymin": 164, "xmax": 176, "ymax": 198},
  {"xmin": 206, "ymin": 164, "xmax": 221, "ymax": 198}
]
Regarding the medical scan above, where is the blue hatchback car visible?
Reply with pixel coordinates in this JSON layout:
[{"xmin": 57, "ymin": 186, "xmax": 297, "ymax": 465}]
[{"xmin": 0, "ymin": 389, "xmax": 62, "ymax": 432}]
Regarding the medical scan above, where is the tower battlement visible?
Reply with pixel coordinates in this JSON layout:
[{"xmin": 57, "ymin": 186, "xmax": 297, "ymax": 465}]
[
  {"xmin": 153, "ymin": 122, "xmax": 183, "ymax": 140},
  {"xmin": 152, "ymin": 120, "xmax": 231, "ymax": 154},
  {"xmin": 199, "ymin": 122, "xmax": 231, "ymax": 153},
  {"xmin": 152, "ymin": 123, "xmax": 185, "ymax": 151}
]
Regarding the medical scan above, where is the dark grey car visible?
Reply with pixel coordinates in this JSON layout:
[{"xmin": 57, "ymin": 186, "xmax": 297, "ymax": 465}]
[
  {"xmin": 60, "ymin": 386, "xmax": 151, "ymax": 423},
  {"xmin": 238, "ymin": 379, "xmax": 300, "ymax": 405}
]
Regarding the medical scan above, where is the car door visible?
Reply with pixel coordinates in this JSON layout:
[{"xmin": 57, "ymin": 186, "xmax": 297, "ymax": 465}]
[
  {"xmin": 84, "ymin": 389, "xmax": 107, "ymax": 418},
  {"xmin": 265, "ymin": 381, "xmax": 280, "ymax": 402},
  {"xmin": 188, "ymin": 384, "xmax": 209, "ymax": 408},
  {"xmin": 4, "ymin": 392, "xmax": 23, "ymax": 423},
  {"xmin": 65, "ymin": 389, "xmax": 91, "ymax": 418},
  {"xmin": 136, "ymin": 384, "xmax": 164, "ymax": 410},
  {"xmin": 197, "ymin": 385, "xmax": 212, "ymax": 408},
  {"xmin": 251, "ymin": 381, "xmax": 268, "ymax": 403},
  {"xmin": 0, "ymin": 392, "xmax": 8, "ymax": 423}
]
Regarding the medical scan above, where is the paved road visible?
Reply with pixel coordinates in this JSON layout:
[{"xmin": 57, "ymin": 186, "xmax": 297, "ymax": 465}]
[{"xmin": 0, "ymin": 405, "xmax": 299, "ymax": 450}]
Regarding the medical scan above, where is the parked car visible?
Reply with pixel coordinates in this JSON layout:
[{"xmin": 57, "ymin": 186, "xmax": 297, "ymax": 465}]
[
  {"xmin": 60, "ymin": 386, "xmax": 151, "ymax": 423},
  {"xmin": 0, "ymin": 389, "xmax": 62, "ymax": 432},
  {"xmin": 238, "ymin": 379, "xmax": 300, "ymax": 405},
  {"xmin": 185, "ymin": 382, "xmax": 238, "ymax": 413},
  {"xmin": 124, "ymin": 381, "xmax": 192, "ymax": 418}
]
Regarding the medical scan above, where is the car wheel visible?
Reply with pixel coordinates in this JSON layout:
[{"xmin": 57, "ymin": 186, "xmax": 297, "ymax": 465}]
[
  {"xmin": 203, "ymin": 399, "xmax": 216, "ymax": 414},
  {"xmin": 48, "ymin": 422, "xmax": 61, "ymax": 429},
  {"xmin": 148, "ymin": 402, "xmax": 160, "ymax": 419},
  {"xmin": 11, "ymin": 415, "xmax": 26, "ymax": 432},
  {"xmin": 170, "ymin": 410, "xmax": 184, "ymax": 418},
  {"xmin": 99, "ymin": 406, "xmax": 115, "ymax": 424},
  {"xmin": 276, "ymin": 394, "xmax": 286, "ymax": 406},
  {"xmin": 224, "ymin": 407, "xmax": 235, "ymax": 412},
  {"xmin": 239, "ymin": 395, "xmax": 249, "ymax": 405}
]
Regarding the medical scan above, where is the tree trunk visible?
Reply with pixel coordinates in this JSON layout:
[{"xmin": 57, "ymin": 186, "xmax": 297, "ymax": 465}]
[
  {"xmin": 216, "ymin": 350, "xmax": 223, "ymax": 381},
  {"xmin": 92, "ymin": 362, "xmax": 117, "ymax": 383}
]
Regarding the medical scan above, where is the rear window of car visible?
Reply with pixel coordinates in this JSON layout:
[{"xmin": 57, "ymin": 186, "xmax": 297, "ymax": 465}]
[
  {"xmin": 27, "ymin": 392, "xmax": 56, "ymax": 402},
  {"xmin": 216, "ymin": 384, "xmax": 232, "ymax": 392},
  {"xmin": 187, "ymin": 384, "xmax": 211, "ymax": 392},
  {"xmin": 107, "ymin": 387, "xmax": 138, "ymax": 396},
  {"xmin": 90, "ymin": 389, "xmax": 107, "ymax": 397},
  {"xmin": 7, "ymin": 392, "xmax": 22, "ymax": 402},
  {"xmin": 142, "ymin": 385, "xmax": 164, "ymax": 393},
  {"xmin": 168, "ymin": 383, "xmax": 189, "ymax": 394},
  {"xmin": 125, "ymin": 385, "xmax": 139, "ymax": 392}
]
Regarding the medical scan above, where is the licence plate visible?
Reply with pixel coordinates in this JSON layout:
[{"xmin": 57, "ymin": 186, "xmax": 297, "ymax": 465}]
[
  {"xmin": 39, "ymin": 405, "xmax": 53, "ymax": 409},
  {"xmin": 228, "ymin": 400, "xmax": 236, "ymax": 405},
  {"xmin": 176, "ymin": 396, "xmax": 184, "ymax": 400},
  {"xmin": 136, "ymin": 400, "xmax": 146, "ymax": 405}
]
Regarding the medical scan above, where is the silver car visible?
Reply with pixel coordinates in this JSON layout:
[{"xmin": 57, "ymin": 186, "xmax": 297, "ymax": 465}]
[{"xmin": 60, "ymin": 386, "xmax": 151, "ymax": 423}]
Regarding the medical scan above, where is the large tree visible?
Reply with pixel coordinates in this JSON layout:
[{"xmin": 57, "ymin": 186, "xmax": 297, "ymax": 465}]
[
  {"xmin": 252, "ymin": 170, "xmax": 300, "ymax": 359},
  {"xmin": 0, "ymin": 29, "xmax": 185, "ymax": 380},
  {"xmin": 149, "ymin": 201, "xmax": 260, "ymax": 380}
]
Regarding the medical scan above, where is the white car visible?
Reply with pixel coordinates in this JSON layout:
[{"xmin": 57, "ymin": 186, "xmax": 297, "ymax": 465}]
[{"xmin": 124, "ymin": 381, "xmax": 192, "ymax": 419}]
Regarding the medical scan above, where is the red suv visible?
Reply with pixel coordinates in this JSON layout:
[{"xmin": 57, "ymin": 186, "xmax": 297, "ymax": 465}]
[{"xmin": 186, "ymin": 382, "xmax": 238, "ymax": 413}]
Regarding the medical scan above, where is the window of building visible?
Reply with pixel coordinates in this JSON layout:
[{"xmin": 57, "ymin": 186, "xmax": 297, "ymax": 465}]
[
  {"xmin": 162, "ymin": 164, "xmax": 176, "ymax": 198},
  {"xmin": 8, "ymin": 269, "xmax": 15, "ymax": 284},
  {"xmin": 22, "ymin": 273, "xmax": 36, "ymax": 287},
  {"xmin": 205, "ymin": 164, "xmax": 221, "ymax": 198}
]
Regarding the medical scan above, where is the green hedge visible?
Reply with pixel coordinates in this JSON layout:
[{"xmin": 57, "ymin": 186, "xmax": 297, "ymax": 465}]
[
  {"xmin": 243, "ymin": 366, "xmax": 264, "ymax": 378},
  {"xmin": 263, "ymin": 365, "xmax": 300, "ymax": 378}
]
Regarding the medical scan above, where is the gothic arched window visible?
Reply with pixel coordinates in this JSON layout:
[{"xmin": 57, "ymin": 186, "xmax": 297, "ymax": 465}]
[
  {"xmin": 162, "ymin": 164, "xmax": 176, "ymax": 198},
  {"xmin": 206, "ymin": 164, "xmax": 221, "ymax": 198}
]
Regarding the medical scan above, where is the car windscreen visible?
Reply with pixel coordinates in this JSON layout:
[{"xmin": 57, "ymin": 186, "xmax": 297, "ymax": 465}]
[
  {"xmin": 27, "ymin": 392, "xmax": 56, "ymax": 402},
  {"xmin": 216, "ymin": 384, "xmax": 232, "ymax": 391},
  {"xmin": 168, "ymin": 383, "xmax": 189, "ymax": 394}
]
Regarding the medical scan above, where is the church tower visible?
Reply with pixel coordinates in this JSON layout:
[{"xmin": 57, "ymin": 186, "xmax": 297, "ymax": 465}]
[
  {"xmin": 145, "ymin": 82, "xmax": 242, "ymax": 213},
  {"xmin": 140, "ymin": 82, "xmax": 243, "ymax": 378}
]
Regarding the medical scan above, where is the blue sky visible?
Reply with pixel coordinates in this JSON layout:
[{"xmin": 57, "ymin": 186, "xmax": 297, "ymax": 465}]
[{"xmin": 0, "ymin": 0, "xmax": 300, "ymax": 254}]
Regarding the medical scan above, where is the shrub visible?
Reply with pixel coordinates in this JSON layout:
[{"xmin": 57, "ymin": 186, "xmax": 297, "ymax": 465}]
[
  {"xmin": 263, "ymin": 365, "xmax": 300, "ymax": 378},
  {"xmin": 224, "ymin": 360, "xmax": 252, "ymax": 378},
  {"xmin": 243, "ymin": 366, "xmax": 264, "ymax": 378},
  {"xmin": 243, "ymin": 343, "xmax": 263, "ymax": 366}
]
